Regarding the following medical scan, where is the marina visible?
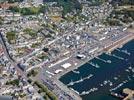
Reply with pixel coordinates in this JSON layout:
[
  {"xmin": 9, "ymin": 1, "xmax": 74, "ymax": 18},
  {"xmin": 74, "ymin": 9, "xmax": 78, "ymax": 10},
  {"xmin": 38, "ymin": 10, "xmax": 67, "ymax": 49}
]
[
  {"xmin": 60, "ymin": 40, "xmax": 134, "ymax": 100},
  {"xmin": 1, "ymin": 0, "xmax": 134, "ymax": 99}
]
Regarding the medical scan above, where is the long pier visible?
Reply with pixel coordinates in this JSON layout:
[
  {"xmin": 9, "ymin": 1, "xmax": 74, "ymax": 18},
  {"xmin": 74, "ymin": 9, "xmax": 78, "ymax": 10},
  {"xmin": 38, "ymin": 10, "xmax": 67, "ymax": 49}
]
[{"xmin": 67, "ymin": 74, "xmax": 93, "ymax": 86}]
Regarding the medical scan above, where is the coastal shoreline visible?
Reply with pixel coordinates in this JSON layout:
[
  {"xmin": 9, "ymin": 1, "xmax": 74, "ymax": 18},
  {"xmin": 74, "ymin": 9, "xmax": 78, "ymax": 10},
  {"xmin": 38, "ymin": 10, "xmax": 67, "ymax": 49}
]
[
  {"xmin": 53, "ymin": 32, "xmax": 134, "ymax": 100},
  {"xmin": 57, "ymin": 32, "xmax": 134, "ymax": 80}
]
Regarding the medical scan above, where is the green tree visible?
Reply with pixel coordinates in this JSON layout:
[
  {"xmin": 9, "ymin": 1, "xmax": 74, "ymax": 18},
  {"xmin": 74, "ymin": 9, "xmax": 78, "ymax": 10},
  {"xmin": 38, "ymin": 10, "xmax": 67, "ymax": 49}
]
[
  {"xmin": 23, "ymin": 28, "xmax": 37, "ymax": 37},
  {"xmin": 6, "ymin": 79, "xmax": 19, "ymax": 86},
  {"xmin": 0, "ymin": 17, "xmax": 4, "ymax": 25},
  {"xmin": 6, "ymin": 31, "xmax": 16, "ymax": 43}
]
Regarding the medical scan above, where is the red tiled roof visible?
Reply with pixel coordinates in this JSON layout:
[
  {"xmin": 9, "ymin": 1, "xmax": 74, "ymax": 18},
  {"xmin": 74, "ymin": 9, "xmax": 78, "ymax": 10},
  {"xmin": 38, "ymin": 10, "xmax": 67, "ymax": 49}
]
[{"xmin": 0, "ymin": 2, "xmax": 17, "ymax": 9}]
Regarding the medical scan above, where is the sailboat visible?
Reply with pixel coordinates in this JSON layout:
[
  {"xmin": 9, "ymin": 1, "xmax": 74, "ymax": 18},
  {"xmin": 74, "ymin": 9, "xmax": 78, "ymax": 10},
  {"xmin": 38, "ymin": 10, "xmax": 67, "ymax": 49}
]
[
  {"xmin": 67, "ymin": 80, "xmax": 74, "ymax": 86},
  {"xmin": 72, "ymin": 70, "xmax": 80, "ymax": 74}
]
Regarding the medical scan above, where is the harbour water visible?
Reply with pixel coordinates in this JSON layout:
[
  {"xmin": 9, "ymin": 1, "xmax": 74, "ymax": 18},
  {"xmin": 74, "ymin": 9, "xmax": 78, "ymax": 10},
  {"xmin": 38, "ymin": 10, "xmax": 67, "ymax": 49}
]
[{"xmin": 59, "ymin": 40, "xmax": 134, "ymax": 100}]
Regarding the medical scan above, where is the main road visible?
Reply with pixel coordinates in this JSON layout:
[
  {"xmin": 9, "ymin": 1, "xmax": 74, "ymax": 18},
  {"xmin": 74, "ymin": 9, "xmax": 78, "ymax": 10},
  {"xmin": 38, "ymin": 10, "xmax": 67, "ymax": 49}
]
[{"xmin": 0, "ymin": 31, "xmax": 26, "ymax": 78}]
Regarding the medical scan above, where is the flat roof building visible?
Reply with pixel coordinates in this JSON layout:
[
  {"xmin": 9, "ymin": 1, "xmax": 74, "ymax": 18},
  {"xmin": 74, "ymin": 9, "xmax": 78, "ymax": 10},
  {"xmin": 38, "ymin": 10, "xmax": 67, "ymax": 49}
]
[{"xmin": 61, "ymin": 63, "xmax": 71, "ymax": 69}]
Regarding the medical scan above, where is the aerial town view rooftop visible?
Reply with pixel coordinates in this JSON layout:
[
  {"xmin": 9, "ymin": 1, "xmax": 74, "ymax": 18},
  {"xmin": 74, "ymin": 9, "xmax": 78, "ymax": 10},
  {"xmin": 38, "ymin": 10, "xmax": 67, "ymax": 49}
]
[{"xmin": 0, "ymin": 0, "xmax": 134, "ymax": 100}]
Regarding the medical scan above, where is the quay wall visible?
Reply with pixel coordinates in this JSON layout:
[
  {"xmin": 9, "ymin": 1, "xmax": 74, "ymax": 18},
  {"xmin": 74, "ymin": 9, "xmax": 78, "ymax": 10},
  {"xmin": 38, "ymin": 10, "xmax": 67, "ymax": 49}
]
[{"xmin": 104, "ymin": 33, "xmax": 134, "ymax": 53}]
